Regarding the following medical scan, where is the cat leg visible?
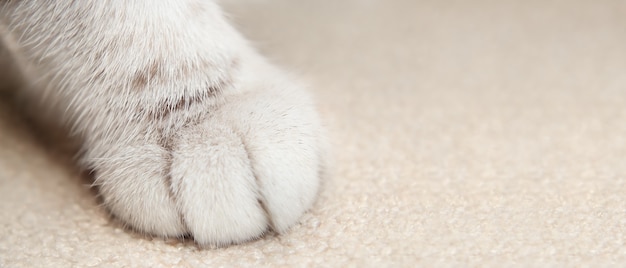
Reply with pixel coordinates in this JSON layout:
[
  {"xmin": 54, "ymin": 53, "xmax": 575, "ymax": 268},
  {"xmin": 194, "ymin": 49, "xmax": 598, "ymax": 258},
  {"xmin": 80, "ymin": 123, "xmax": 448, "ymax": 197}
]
[{"xmin": 0, "ymin": 0, "xmax": 324, "ymax": 246}]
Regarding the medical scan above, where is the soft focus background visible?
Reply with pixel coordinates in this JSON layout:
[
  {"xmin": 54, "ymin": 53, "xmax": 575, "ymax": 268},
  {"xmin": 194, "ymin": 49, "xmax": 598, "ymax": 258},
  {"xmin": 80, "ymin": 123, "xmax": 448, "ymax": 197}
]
[{"xmin": 2, "ymin": 0, "xmax": 626, "ymax": 266}]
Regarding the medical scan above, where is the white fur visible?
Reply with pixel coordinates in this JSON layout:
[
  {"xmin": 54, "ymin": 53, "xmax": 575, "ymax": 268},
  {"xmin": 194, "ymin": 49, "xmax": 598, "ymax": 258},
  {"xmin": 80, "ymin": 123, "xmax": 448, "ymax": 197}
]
[{"xmin": 0, "ymin": 0, "xmax": 324, "ymax": 246}]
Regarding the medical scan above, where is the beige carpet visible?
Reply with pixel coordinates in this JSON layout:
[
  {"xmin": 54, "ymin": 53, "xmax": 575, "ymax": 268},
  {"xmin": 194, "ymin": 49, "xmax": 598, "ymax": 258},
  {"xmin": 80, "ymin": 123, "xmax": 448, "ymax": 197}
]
[{"xmin": 2, "ymin": 0, "xmax": 626, "ymax": 266}]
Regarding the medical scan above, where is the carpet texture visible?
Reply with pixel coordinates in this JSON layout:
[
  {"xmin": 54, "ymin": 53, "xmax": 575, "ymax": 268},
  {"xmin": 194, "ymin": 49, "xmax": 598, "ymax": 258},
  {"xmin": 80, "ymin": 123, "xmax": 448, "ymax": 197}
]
[{"xmin": 1, "ymin": 0, "xmax": 626, "ymax": 266}]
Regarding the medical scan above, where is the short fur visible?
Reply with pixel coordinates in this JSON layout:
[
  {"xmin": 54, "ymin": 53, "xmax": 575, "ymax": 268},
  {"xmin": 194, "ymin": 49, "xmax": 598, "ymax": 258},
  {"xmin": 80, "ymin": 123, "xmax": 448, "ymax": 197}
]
[{"xmin": 0, "ymin": 0, "xmax": 325, "ymax": 247}]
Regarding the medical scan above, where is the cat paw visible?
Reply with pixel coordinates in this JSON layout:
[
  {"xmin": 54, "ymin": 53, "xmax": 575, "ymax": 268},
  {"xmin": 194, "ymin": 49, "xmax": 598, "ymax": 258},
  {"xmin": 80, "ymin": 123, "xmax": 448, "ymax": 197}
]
[{"xmin": 91, "ymin": 80, "xmax": 324, "ymax": 246}]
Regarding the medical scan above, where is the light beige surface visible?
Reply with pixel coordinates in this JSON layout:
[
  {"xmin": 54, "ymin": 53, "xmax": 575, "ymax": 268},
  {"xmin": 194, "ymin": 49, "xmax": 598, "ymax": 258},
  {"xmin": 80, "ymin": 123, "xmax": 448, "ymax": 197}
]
[{"xmin": 2, "ymin": 0, "xmax": 626, "ymax": 266}]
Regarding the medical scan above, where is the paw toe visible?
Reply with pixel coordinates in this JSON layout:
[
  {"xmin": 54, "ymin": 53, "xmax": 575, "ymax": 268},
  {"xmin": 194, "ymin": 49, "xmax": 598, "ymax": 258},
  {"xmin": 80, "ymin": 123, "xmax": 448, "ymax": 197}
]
[
  {"xmin": 170, "ymin": 122, "xmax": 269, "ymax": 246},
  {"xmin": 92, "ymin": 144, "xmax": 186, "ymax": 237}
]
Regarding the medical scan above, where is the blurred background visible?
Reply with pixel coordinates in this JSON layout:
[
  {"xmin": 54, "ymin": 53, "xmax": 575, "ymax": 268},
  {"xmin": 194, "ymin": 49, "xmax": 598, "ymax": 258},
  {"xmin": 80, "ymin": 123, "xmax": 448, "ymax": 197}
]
[{"xmin": 1, "ymin": 0, "xmax": 626, "ymax": 266}]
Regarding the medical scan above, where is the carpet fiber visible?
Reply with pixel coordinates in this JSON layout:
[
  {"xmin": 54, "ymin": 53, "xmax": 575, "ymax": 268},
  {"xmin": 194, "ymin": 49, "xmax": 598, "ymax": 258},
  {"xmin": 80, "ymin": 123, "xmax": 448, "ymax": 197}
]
[{"xmin": 1, "ymin": 0, "xmax": 626, "ymax": 266}]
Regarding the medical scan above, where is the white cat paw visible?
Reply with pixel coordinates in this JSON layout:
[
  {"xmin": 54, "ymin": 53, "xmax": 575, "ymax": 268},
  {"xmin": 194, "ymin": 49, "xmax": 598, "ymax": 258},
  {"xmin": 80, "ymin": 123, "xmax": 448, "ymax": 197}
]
[{"xmin": 92, "ymin": 80, "xmax": 324, "ymax": 247}]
